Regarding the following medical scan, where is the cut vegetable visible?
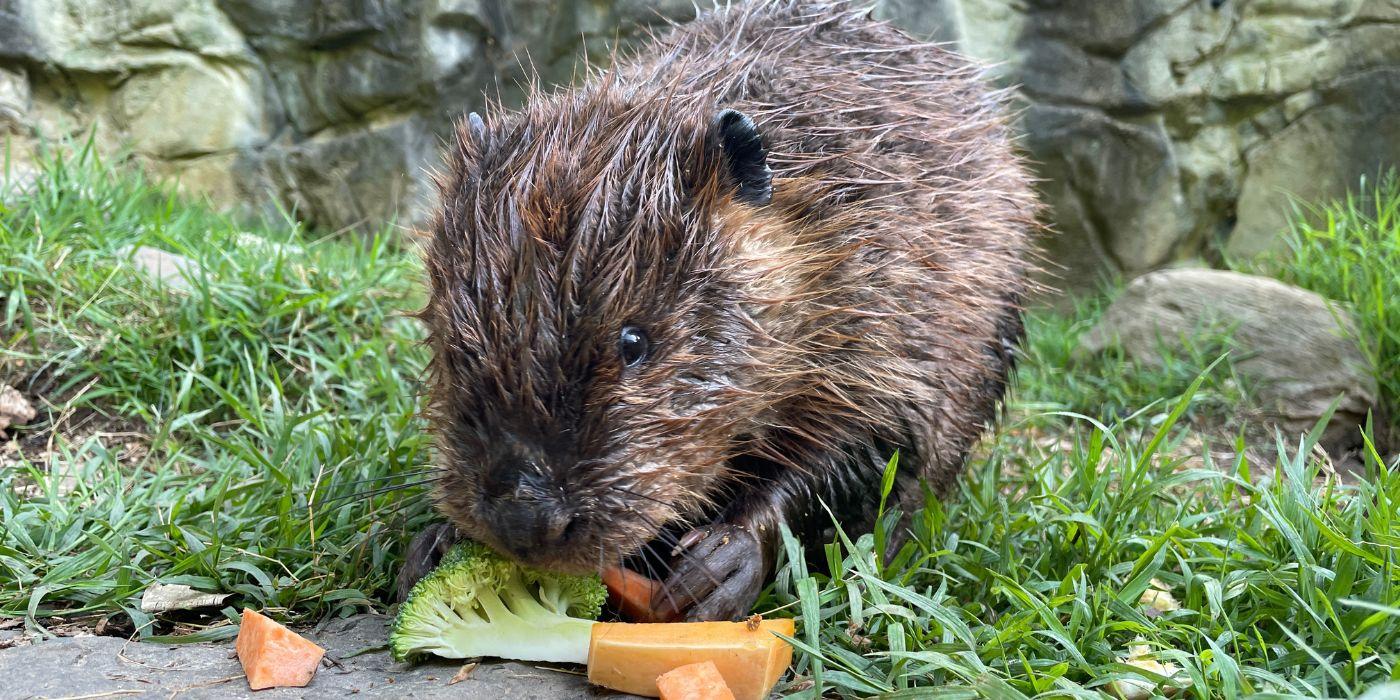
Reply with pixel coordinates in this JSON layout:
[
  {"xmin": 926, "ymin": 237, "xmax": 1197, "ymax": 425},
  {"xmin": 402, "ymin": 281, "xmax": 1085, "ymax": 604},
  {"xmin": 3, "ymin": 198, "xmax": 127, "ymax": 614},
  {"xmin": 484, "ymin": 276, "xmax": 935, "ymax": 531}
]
[
  {"xmin": 588, "ymin": 618, "xmax": 794, "ymax": 700},
  {"xmin": 390, "ymin": 540, "xmax": 606, "ymax": 663},
  {"xmin": 657, "ymin": 660, "xmax": 737, "ymax": 700},
  {"xmin": 602, "ymin": 566, "xmax": 667, "ymax": 622},
  {"xmin": 235, "ymin": 608, "xmax": 326, "ymax": 690}
]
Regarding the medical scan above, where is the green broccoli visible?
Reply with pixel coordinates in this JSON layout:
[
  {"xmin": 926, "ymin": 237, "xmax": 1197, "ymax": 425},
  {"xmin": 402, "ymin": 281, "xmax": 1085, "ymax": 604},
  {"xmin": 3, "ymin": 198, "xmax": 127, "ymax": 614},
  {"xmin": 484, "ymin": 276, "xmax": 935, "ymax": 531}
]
[{"xmin": 389, "ymin": 540, "xmax": 607, "ymax": 664}]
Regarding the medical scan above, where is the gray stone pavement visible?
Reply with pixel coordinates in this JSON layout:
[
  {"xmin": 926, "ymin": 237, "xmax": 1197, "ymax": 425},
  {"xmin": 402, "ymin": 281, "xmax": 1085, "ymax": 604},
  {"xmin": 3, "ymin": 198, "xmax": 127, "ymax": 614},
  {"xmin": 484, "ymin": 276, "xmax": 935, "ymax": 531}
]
[{"xmin": 0, "ymin": 614, "xmax": 623, "ymax": 699}]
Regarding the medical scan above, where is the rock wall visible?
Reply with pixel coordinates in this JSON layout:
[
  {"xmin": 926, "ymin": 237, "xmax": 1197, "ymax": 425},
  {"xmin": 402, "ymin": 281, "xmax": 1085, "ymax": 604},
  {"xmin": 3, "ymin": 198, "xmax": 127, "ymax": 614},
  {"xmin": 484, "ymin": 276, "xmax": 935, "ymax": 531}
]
[
  {"xmin": 891, "ymin": 0, "xmax": 1400, "ymax": 282},
  {"xmin": 2, "ymin": 0, "xmax": 1397, "ymax": 283},
  {"xmin": 0, "ymin": 0, "xmax": 695, "ymax": 232}
]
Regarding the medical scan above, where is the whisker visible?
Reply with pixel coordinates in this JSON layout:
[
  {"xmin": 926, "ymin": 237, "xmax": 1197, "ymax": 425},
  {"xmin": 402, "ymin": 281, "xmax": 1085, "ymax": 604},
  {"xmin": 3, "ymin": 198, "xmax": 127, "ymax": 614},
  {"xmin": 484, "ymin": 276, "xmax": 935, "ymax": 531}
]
[
  {"xmin": 314, "ymin": 476, "xmax": 444, "ymax": 506},
  {"xmin": 617, "ymin": 507, "xmax": 672, "ymax": 577},
  {"xmin": 371, "ymin": 508, "xmax": 420, "ymax": 541},
  {"xmin": 626, "ymin": 506, "xmax": 682, "ymax": 549},
  {"xmin": 635, "ymin": 533, "xmax": 670, "ymax": 579},
  {"xmin": 638, "ymin": 546, "xmax": 681, "ymax": 615},
  {"xmin": 647, "ymin": 525, "xmax": 685, "ymax": 550},
  {"xmin": 370, "ymin": 493, "xmax": 434, "ymax": 523},
  {"xmin": 608, "ymin": 484, "xmax": 676, "ymax": 509},
  {"xmin": 625, "ymin": 506, "xmax": 723, "ymax": 595},
  {"xmin": 606, "ymin": 487, "xmax": 692, "ymax": 551},
  {"xmin": 652, "ymin": 551, "xmax": 703, "ymax": 618},
  {"xmin": 329, "ymin": 467, "xmax": 439, "ymax": 489},
  {"xmin": 603, "ymin": 484, "xmax": 733, "ymax": 614}
]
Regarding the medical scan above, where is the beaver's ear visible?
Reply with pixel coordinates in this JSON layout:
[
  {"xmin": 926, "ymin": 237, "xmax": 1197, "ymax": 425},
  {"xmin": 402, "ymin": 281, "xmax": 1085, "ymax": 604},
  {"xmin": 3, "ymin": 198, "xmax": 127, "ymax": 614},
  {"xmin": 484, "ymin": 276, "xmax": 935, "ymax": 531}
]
[
  {"xmin": 713, "ymin": 109, "xmax": 772, "ymax": 206},
  {"xmin": 451, "ymin": 112, "xmax": 491, "ymax": 179},
  {"xmin": 466, "ymin": 112, "xmax": 488, "ymax": 147}
]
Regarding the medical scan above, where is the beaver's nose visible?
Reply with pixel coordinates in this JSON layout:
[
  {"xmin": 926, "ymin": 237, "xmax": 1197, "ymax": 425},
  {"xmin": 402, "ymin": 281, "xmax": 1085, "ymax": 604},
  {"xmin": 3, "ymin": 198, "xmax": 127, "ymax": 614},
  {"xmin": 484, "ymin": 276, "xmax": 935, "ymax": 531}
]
[
  {"xmin": 487, "ymin": 500, "xmax": 577, "ymax": 560},
  {"xmin": 492, "ymin": 505, "xmax": 575, "ymax": 556},
  {"xmin": 481, "ymin": 457, "xmax": 577, "ymax": 557}
]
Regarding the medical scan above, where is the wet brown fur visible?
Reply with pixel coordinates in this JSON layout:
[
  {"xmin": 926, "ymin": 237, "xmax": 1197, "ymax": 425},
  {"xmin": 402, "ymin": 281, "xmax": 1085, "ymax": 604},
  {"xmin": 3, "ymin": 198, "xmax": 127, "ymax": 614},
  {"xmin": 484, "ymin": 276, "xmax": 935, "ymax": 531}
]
[{"xmin": 416, "ymin": 0, "xmax": 1039, "ymax": 617}]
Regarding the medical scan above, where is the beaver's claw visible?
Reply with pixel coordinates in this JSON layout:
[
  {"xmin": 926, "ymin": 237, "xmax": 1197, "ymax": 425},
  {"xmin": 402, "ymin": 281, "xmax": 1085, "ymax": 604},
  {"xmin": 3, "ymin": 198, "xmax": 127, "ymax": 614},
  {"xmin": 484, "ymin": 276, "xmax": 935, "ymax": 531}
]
[
  {"xmin": 652, "ymin": 523, "xmax": 767, "ymax": 622},
  {"xmin": 395, "ymin": 522, "xmax": 462, "ymax": 601}
]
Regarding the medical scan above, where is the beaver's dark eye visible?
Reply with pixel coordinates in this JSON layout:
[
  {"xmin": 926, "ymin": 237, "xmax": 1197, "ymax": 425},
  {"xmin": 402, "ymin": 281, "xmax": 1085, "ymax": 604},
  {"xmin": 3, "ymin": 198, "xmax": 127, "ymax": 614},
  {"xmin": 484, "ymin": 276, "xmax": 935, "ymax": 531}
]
[{"xmin": 619, "ymin": 325, "xmax": 649, "ymax": 367}]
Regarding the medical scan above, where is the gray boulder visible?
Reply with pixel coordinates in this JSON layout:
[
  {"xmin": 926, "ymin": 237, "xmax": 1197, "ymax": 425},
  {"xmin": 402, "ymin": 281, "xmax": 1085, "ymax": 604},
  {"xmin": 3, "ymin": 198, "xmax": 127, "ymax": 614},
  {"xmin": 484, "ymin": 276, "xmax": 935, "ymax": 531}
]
[{"xmin": 1080, "ymin": 269, "xmax": 1377, "ymax": 453}]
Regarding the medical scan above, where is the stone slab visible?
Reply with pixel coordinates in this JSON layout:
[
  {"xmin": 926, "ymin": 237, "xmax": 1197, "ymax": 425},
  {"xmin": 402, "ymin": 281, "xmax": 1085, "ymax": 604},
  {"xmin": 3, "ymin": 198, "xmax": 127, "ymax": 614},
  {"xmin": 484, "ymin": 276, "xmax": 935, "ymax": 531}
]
[{"xmin": 0, "ymin": 614, "xmax": 621, "ymax": 699}]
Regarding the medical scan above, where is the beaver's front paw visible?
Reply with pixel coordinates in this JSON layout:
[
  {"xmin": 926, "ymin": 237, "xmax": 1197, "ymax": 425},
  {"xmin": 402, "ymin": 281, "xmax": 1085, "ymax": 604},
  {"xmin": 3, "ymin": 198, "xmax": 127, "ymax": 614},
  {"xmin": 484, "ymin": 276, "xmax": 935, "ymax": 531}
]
[
  {"xmin": 395, "ymin": 522, "xmax": 462, "ymax": 601},
  {"xmin": 652, "ymin": 523, "xmax": 767, "ymax": 622}
]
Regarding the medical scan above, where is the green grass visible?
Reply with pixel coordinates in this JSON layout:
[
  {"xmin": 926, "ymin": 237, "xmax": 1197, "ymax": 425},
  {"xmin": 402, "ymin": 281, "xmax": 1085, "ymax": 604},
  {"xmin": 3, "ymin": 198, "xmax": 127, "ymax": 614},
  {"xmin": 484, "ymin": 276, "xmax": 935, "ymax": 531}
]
[
  {"xmin": 1236, "ymin": 172, "xmax": 1400, "ymax": 439},
  {"xmin": 1, "ymin": 143, "xmax": 436, "ymax": 636},
  {"xmin": 2, "ymin": 147, "xmax": 1398, "ymax": 696},
  {"xmin": 763, "ymin": 380, "xmax": 1399, "ymax": 697}
]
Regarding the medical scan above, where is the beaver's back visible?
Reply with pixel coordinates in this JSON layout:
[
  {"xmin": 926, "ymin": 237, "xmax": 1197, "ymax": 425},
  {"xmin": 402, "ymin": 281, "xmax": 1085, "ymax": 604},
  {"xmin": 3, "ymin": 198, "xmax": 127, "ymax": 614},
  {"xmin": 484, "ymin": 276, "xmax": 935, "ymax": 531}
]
[{"xmin": 615, "ymin": 1, "xmax": 1038, "ymax": 492}]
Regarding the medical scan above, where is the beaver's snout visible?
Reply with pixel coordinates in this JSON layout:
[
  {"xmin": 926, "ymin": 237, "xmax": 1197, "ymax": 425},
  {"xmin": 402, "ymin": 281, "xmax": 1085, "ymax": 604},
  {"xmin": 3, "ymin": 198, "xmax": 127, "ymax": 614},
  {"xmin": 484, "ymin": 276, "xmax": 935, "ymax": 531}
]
[{"xmin": 477, "ymin": 456, "xmax": 581, "ymax": 563}]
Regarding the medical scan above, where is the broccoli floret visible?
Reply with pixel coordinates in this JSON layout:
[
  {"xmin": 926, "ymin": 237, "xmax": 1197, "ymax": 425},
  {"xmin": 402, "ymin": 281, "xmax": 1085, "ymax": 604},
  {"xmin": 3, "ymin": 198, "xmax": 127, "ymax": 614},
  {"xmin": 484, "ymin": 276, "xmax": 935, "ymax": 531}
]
[{"xmin": 389, "ymin": 540, "xmax": 607, "ymax": 664}]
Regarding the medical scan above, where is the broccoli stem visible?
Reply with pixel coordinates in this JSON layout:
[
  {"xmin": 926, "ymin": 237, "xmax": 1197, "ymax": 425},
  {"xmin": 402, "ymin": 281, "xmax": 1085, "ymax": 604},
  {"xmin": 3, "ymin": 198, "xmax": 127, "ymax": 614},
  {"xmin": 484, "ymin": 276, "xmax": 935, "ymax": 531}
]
[{"xmin": 440, "ymin": 615, "xmax": 595, "ymax": 664}]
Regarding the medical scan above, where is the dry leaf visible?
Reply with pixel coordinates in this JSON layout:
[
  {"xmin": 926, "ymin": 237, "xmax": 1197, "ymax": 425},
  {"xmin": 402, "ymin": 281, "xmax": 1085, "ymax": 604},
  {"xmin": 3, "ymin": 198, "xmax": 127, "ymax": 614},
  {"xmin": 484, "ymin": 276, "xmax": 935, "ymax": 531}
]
[
  {"xmin": 140, "ymin": 583, "xmax": 231, "ymax": 613},
  {"xmin": 448, "ymin": 662, "xmax": 478, "ymax": 685},
  {"xmin": 1139, "ymin": 580, "xmax": 1181, "ymax": 618},
  {"xmin": 1108, "ymin": 643, "xmax": 1191, "ymax": 699},
  {"xmin": 0, "ymin": 385, "xmax": 36, "ymax": 432}
]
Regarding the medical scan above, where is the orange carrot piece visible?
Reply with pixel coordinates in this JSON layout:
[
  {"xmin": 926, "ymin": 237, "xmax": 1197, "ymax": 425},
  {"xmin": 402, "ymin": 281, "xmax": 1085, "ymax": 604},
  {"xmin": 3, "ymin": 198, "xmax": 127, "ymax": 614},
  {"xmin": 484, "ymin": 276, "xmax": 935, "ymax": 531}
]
[
  {"xmin": 602, "ymin": 566, "xmax": 668, "ymax": 622},
  {"xmin": 588, "ymin": 618, "xmax": 795, "ymax": 700},
  {"xmin": 235, "ymin": 608, "xmax": 326, "ymax": 690},
  {"xmin": 657, "ymin": 660, "xmax": 737, "ymax": 700}
]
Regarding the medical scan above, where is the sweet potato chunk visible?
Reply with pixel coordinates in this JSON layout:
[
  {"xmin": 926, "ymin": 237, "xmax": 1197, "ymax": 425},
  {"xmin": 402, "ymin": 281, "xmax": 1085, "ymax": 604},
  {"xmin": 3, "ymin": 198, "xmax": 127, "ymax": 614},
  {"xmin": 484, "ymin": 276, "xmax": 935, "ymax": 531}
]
[
  {"xmin": 602, "ymin": 566, "xmax": 668, "ymax": 622},
  {"xmin": 235, "ymin": 608, "xmax": 326, "ymax": 690},
  {"xmin": 588, "ymin": 618, "xmax": 794, "ymax": 700},
  {"xmin": 656, "ymin": 660, "xmax": 737, "ymax": 700}
]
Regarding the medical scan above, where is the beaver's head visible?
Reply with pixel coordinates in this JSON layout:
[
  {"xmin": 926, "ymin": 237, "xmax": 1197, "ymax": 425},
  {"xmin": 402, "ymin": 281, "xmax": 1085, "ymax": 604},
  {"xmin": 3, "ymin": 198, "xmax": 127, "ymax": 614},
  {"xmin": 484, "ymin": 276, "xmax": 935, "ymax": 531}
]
[{"xmin": 420, "ymin": 89, "xmax": 793, "ymax": 571}]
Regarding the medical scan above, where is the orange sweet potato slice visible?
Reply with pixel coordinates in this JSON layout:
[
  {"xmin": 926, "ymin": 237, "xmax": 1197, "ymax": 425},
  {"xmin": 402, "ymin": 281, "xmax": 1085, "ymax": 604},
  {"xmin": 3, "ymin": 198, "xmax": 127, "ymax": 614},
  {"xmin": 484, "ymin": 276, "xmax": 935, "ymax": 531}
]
[
  {"xmin": 602, "ymin": 566, "xmax": 669, "ymax": 622},
  {"xmin": 656, "ymin": 660, "xmax": 737, "ymax": 700},
  {"xmin": 588, "ymin": 618, "xmax": 795, "ymax": 700},
  {"xmin": 235, "ymin": 608, "xmax": 326, "ymax": 690}
]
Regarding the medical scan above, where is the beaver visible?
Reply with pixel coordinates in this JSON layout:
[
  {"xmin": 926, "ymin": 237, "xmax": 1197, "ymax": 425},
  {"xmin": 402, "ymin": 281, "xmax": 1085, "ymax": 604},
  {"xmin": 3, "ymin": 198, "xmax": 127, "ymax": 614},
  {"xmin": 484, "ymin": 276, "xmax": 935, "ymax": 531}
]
[{"xmin": 400, "ymin": 0, "xmax": 1038, "ymax": 621}]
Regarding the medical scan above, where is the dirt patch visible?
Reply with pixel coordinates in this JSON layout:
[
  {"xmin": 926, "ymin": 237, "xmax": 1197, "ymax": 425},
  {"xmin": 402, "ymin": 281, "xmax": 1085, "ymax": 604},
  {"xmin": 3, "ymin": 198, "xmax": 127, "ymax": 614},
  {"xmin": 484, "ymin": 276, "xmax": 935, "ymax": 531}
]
[
  {"xmin": 1, "ymin": 373, "xmax": 150, "ymax": 497},
  {"xmin": 0, "ymin": 612, "xmax": 116, "ymax": 651}
]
